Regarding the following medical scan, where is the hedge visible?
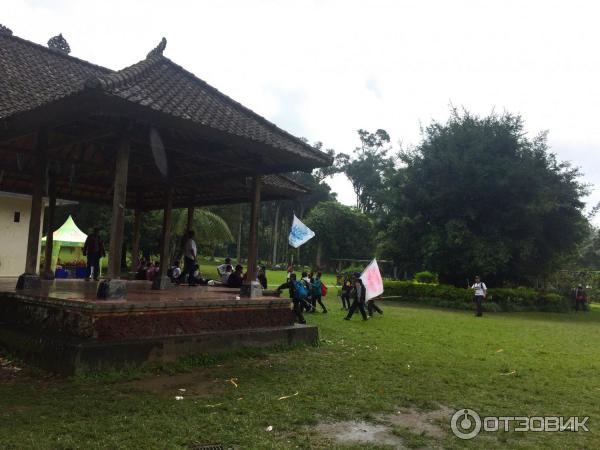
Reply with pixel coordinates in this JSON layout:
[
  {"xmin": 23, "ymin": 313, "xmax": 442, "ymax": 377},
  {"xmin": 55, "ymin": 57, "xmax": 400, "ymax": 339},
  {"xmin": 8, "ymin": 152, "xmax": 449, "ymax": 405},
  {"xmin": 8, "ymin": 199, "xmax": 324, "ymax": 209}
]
[{"xmin": 382, "ymin": 281, "xmax": 571, "ymax": 313}]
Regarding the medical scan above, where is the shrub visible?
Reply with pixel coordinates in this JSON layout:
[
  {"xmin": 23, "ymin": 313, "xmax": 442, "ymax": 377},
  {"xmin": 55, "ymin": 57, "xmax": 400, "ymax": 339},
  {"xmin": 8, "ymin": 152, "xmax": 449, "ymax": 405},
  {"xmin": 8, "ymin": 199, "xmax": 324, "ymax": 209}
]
[
  {"xmin": 414, "ymin": 271, "xmax": 438, "ymax": 284},
  {"xmin": 382, "ymin": 281, "xmax": 571, "ymax": 313}
]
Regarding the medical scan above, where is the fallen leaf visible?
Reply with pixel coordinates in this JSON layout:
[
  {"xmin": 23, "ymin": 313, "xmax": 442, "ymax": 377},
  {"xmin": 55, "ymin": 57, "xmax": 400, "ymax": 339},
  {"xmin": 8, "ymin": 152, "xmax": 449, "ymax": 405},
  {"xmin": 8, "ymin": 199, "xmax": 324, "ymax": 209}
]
[
  {"xmin": 178, "ymin": 388, "xmax": 186, "ymax": 392},
  {"xmin": 229, "ymin": 378, "xmax": 239, "ymax": 388},
  {"xmin": 500, "ymin": 370, "xmax": 517, "ymax": 376},
  {"xmin": 205, "ymin": 402, "xmax": 223, "ymax": 408},
  {"xmin": 277, "ymin": 392, "xmax": 299, "ymax": 400},
  {"xmin": 175, "ymin": 396, "xmax": 184, "ymax": 401},
  {"xmin": 265, "ymin": 425, "xmax": 273, "ymax": 432},
  {"xmin": 496, "ymin": 349, "xmax": 504, "ymax": 353}
]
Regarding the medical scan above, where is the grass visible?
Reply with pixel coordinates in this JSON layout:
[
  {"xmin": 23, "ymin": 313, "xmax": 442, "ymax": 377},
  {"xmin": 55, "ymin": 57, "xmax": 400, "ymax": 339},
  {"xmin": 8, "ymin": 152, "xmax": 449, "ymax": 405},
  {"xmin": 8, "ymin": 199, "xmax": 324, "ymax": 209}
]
[{"xmin": 1, "ymin": 301, "xmax": 600, "ymax": 449}]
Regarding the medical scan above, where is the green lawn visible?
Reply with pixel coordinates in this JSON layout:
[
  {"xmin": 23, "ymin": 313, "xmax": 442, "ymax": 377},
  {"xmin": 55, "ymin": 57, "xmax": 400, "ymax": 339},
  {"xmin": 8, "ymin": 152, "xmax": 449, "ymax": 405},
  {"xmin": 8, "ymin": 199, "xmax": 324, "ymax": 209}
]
[{"xmin": 1, "ymin": 302, "xmax": 599, "ymax": 449}]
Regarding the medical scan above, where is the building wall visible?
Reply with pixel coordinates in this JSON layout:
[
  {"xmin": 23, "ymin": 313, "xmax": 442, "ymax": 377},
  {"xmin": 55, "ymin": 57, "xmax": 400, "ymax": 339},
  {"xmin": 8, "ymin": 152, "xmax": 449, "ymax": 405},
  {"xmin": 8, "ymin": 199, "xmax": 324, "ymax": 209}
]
[{"xmin": 0, "ymin": 195, "xmax": 44, "ymax": 277}]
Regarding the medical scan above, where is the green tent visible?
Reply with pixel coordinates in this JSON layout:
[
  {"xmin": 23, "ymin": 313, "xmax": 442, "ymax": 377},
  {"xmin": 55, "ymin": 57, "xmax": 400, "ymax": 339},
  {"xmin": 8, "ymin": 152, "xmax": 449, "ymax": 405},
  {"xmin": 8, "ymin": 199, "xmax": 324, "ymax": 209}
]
[{"xmin": 42, "ymin": 215, "xmax": 87, "ymax": 271}]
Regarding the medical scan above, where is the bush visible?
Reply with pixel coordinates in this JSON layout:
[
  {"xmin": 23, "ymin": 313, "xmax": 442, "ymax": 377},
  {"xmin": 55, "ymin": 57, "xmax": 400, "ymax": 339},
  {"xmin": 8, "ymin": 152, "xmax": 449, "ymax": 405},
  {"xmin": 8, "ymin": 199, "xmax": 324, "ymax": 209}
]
[
  {"xmin": 383, "ymin": 281, "xmax": 571, "ymax": 313},
  {"xmin": 414, "ymin": 271, "xmax": 438, "ymax": 284}
]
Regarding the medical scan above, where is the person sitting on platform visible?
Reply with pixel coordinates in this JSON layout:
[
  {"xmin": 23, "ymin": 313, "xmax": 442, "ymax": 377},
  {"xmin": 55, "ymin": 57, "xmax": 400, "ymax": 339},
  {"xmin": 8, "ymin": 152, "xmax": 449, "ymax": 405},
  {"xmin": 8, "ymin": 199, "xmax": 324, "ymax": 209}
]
[
  {"xmin": 226, "ymin": 264, "xmax": 244, "ymax": 288},
  {"xmin": 217, "ymin": 257, "xmax": 232, "ymax": 278},
  {"xmin": 220, "ymin": 264, "xmax": 233, "ymax": 284},
  {"xmin": 147, "ymin": 261, "xmax": 160, "ymax": 281},
  {"xmin": 135, "ymin": 258, "xmax": 148, "ymax": 280},
  {"xmin": 258, "ymin": 265, "xmax": 268, "ymax": 289},
  {"xmin": 169, "ymin": 261, "xmax": 182, "ymax": 283}
]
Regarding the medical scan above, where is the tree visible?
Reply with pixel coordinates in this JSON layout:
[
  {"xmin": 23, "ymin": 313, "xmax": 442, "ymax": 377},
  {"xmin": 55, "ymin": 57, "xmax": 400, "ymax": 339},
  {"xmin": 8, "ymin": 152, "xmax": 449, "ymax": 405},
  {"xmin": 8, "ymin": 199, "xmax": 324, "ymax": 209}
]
[
  {"xmin": 380, "ymin": 109, "xmax": 588, "ymax": 285},
  {"xmin": 336, "ymin": 129, "xmax": 394, "ymax": 213},
  {"xmin": 303, "ymin": 201, "xmax": 374, "ymax": 269}
]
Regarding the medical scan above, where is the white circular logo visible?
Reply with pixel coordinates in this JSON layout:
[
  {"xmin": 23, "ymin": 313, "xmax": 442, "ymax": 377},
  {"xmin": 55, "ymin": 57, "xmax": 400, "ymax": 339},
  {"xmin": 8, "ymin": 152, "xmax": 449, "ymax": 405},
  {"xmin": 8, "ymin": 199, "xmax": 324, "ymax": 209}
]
[{"xmin": 451, "ymin": 409, "xmax": 482, "ymax": 439}]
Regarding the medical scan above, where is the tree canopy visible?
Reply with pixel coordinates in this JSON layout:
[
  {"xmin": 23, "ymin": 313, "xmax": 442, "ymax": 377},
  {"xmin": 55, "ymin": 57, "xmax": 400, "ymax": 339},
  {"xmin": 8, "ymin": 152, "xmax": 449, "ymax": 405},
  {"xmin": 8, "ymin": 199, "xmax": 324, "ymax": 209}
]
[{"xmin": 378, "ymin": 110, "xmax": 589, "ymax": 285}]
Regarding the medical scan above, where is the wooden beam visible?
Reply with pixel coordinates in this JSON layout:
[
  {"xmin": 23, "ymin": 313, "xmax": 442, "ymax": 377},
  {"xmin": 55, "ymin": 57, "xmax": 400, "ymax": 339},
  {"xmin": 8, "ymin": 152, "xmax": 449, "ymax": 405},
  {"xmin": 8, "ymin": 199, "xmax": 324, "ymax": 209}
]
[
  {"xmin": 245, "ymin": 175, "xmax": 262, "ymax": 283},
  {"xmin": 152, "ymin": 187, "xmax": 174, "ymax": 290},
  {"xmin": 106, "ymin": 137, "xmax": 130, "ymax": 279},
  {"xmin": 24, "ymin": 130, "xmax": 47, "ymax": 274},
  {"xmin": 42, "ymin": 174, "xmax": 57, "ymax": 279},
  {"xmin": 130, "ymin": 192, "xmax": 144, "ymax": 271}
]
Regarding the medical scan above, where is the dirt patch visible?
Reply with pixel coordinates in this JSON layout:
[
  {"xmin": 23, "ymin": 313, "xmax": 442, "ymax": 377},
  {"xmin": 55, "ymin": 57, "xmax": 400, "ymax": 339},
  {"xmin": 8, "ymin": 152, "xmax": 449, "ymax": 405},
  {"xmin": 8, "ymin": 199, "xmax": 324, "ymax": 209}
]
[
  {"xmin": 0, "ymin": 356, "xmax": 24, "ymax": 382},
  {"xmin": 377, "ymin": 406, "xmax": 452, "ymax": 439},
  {"xmin": 315, "ymin": 405, "xmax": 452, "ymax": 449},
  {"xmin": 316, "ymin": 420, "xmax": 406, "ymax": 449},
  {"xmin": 123, "ymin": 369, "xmax": 224, "ymax": 397}
]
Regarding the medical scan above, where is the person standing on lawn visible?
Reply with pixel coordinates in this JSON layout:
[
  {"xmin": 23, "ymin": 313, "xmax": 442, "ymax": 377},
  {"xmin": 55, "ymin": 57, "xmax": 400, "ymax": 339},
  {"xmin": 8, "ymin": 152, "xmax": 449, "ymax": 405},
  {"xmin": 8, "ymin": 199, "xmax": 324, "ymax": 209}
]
[
  {"xmin": 82, "ymin": 226, "xmax": 105, "ymax": 281},
  {"xmin": 277, "ymin": 273, "xmax": 307, "ymax": 324},
  {"xmin": 345, "ymin": 272, "xmax": 368, "ymax": 321},
  {"xmin": 574, "ymin": 284, "xmax": 587, "ymax": 311},
  {"xmin": 470, "ymin": 275, "xmax": 487, "ymax": 317},
  {"xmin": 183, "ymin": 230, "xmax": 198, "ymax": 286},
  {"xmin": 340, "ymin": 274, "xmax": 352, "ymax": 310},
  {"xmin": 311, "ymin": 271, "xmax": 328, "ymax": 313}
]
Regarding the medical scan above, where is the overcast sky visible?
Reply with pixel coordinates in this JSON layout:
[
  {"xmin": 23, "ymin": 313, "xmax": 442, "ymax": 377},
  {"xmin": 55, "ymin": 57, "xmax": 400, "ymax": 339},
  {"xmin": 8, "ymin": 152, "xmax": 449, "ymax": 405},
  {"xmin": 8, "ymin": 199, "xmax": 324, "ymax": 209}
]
[{"xmin": 4, "ymin": 0, "xmax": 600, "ymax": 221}]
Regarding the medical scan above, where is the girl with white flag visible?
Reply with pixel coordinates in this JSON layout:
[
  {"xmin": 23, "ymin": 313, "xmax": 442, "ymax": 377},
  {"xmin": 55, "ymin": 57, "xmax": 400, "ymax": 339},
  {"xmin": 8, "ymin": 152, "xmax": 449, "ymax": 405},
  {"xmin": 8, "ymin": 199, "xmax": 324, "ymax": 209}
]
[{"xmin": 360, "ymin": 259, "xmax": 384, "ymax": 316}]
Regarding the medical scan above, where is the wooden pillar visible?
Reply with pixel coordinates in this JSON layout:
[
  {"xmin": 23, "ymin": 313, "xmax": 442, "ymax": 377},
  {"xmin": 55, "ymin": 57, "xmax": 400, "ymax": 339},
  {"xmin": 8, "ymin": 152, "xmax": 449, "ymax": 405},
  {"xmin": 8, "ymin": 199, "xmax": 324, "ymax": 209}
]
[
  {"xmin": 16, "ymin": 130, "xmax": 47, "ymax": 290},
  {"xmin": 130, "ymin": 191, "xmax": 144, "ymax": 271},
  {"xmin": 236, "ymin": 205, "xmax": 243, "ymax": 262},
  {"xmin": 152, "ymin": 187, "xmax": 174, "ymax": 290},
  {"xmin": 187, "ymin": 206, "xmax": 194, "ymax": 232},
  {"xmin": 106, "ymin": 138, "xmax": 130, "ymax": 279},
  {"xmin": 272, "ymin": 202, "xmax": 280, "ymax": 264},
  {"xmin": 246, "ymin": 175, "xmax": 261, "ymax": 283},
  {"xmin": 42, "ymin": 175, "xmax": 56, "ymax": 279}
]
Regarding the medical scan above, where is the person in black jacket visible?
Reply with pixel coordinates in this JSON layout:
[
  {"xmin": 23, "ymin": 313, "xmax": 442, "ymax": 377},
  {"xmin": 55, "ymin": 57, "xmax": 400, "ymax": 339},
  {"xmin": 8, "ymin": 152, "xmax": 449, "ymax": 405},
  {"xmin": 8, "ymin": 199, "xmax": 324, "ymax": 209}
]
[
  {"xmin": 344, "ymin": 273, "xmax": 368, "ymax": 321},
  {"xmin": 227, "ymin": 265, "xmax": 244, "ymax": 288},
  {"xmin": 276, "ymin": 273, "xmax": 306, "ymax": 324}
]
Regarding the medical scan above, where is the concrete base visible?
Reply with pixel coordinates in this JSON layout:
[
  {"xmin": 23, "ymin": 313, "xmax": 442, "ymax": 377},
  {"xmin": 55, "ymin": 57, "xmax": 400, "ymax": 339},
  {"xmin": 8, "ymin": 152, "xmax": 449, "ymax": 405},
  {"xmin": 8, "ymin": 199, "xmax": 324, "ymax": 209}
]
[
  {"xmin": 0, "ymin": 324, "xmax": 319, "ymax": 375},
  {"xmin": 240, "ymin": 281, "xmax": 263, "ymax": 298},
  {"xmin": 15, "ymin": 273, "xmax": 41, "ymax": 290},
  {"xmin": 151, "ymin": 276, "xmax": 173, "ymax": 290},
  {"xmin": 41, "ymin": 271, "xmax": 56, "ymax": 281},
  {"xmin": 96, "ymin": 279, "xmax": 127, "ymax": 300}
]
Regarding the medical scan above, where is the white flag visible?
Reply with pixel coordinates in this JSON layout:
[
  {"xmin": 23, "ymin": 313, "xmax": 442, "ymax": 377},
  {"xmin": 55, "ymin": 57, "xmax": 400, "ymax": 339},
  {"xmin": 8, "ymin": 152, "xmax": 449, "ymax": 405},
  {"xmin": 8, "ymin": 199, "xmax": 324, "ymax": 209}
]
[
  {"xmin": 288, "ymin": 215, "xmax": 315, "ymax": 248},
  {"xmin": 360, "ymin": 259, "xmax": 384, "ymax": 301}
]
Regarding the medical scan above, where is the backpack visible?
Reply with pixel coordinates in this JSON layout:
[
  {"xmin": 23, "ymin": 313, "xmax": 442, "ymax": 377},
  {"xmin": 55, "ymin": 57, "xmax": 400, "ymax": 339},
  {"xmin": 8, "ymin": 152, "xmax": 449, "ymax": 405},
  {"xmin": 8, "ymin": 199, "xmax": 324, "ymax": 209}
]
[
  {"xmin": 294, "ymin": 280, "xmax": 308, "ymax": 300},
  {"xmin": 312, "ymin": 279, "xmax": 322, "ymax": 296}
]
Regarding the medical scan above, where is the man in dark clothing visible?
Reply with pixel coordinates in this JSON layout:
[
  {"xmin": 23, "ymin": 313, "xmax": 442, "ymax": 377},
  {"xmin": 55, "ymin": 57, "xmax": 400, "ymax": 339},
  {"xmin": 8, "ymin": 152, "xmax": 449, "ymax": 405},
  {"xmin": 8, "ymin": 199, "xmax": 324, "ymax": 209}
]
[
  {"xmin": 470, "ymin": 275, "xmax": 487, "ymax": 317},
  {"xmin": 367, "ymin": 298, "xmax": 383, "ymax": 316},
  {"xmin": 226, "ymin": 264, "xmax": 244, "ymax": 288},
  {"xmin": 340, "ymin": 275, "xmax": 352, "ymax": 310},
  {"xmin": 277, "ymin": 273, "xmax": 306, "ymax": 324},
  {"xmin": 345, "ymin": 273, "xmax": 368, "ymax": 321},
  {"xmin": 82, "ymin": 227, "xmax": 105, "ymax": 281},
  {"xmin": 575, "ymin": 284, "xmax": 587, "ymax": 311}
]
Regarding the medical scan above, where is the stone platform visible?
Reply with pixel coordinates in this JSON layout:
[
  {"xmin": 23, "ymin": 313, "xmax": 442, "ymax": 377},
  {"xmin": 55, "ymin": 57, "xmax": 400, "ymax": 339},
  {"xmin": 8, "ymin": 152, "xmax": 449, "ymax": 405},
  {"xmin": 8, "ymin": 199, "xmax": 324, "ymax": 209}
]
[{"xmin": 0, "ymin": 279, "xmax": 319, "ymax": 374}]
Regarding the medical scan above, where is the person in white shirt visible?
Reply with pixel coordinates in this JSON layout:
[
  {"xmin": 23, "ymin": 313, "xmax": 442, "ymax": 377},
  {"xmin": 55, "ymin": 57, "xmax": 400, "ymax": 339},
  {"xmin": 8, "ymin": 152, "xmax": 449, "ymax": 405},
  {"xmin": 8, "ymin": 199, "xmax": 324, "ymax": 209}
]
[
  {"xmin": 470, "ymin": 275, "xmax": 487, "ymax": 317},
  {"xmin": 217, "ymin": 258, "xmax": 232, "ymax": 277},
  {"xmin": 183, "ymin": 230, "xmax": 198, "ymax": 286},
  {"xmin": 220, "ymin": 264, "xmax": 233, "ymax": 284}
]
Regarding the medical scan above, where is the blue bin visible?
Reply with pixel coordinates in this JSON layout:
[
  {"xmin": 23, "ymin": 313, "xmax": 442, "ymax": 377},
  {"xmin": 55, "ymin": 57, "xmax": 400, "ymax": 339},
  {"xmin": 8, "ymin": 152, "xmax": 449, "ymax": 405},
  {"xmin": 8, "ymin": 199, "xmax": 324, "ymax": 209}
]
[
  {"xmin": 75, "ymin": 267, "xmax": 88, "ymax": 278},
  {"xmin": 55, "ymin": 268, "xmax": 68, "ymax": 279}
]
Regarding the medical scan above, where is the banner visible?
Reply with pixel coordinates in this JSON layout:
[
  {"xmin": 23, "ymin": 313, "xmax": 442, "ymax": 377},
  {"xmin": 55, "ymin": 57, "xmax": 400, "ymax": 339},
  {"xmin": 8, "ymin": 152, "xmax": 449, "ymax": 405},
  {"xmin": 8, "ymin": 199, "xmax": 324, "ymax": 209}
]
[
  {"xmin": 288, "ymin": 215, "xmax": 315, "ymax": 248},
  {"xmin": 360, "ymin": 258, "xmax": 384, "ymax": 301}
]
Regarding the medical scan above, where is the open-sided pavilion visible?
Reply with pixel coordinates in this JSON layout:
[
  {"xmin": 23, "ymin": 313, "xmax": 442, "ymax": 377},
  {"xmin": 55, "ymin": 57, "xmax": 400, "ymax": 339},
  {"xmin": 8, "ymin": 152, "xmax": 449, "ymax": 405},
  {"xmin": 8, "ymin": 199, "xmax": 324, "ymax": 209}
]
[{"xmin": 0, "ymin": 26, "xmax": 331, "ymax": 372}]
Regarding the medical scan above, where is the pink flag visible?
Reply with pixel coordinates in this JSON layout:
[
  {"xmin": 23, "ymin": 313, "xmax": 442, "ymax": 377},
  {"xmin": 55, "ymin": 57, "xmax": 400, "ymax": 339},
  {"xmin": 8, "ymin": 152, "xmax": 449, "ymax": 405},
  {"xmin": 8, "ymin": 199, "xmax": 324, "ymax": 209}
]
[{"xmin": 360, "ymin": 259, "xmax": 384, "ymax": 301}]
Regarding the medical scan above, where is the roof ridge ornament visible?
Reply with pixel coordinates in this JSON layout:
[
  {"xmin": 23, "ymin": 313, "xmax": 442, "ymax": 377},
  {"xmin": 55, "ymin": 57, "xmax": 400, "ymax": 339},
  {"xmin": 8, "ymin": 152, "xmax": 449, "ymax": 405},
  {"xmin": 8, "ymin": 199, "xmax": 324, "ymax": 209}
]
[
  {"xmin": 0, "ymin": 24, "xmax": 13, "ymax": 35},
  {"xmin": 147, "ymin": 37, "xmax": 167, "ymax": 58},
  {"xmin": 47, "ymin": 33, "xmax": 71, "ymax": 54}
]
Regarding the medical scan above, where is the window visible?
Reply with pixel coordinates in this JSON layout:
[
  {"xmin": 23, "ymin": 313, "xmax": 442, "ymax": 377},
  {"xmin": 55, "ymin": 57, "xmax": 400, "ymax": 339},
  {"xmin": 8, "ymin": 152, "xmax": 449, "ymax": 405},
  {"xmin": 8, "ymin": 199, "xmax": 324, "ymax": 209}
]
[{"xmin": 14, "ymin": 211, "xmax": 20, "ymax": 223}]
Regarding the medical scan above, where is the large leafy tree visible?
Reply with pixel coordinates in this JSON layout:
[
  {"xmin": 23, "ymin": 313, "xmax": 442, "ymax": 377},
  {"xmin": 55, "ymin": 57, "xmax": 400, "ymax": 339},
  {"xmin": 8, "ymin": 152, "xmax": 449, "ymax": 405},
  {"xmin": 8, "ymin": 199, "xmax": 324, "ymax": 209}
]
[
  {"xmin": 335, "ymin": 129, "xmax": 395, "ymax": 213},
  {"xmin": 303, "ymin": 201, "xmax": 374, "ymax": 269},
  {"xmin": 380, "ymin": 110, "xmax": 588, "ymax": 285}
]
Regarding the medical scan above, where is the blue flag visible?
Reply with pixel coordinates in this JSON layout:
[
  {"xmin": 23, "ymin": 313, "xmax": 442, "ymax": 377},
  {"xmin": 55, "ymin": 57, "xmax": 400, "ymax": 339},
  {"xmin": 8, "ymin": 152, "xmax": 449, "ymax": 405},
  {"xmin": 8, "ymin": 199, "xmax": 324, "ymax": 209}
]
[{"xmin": 288, "ymin": 215, "xmax": 315, "ymax": 248}]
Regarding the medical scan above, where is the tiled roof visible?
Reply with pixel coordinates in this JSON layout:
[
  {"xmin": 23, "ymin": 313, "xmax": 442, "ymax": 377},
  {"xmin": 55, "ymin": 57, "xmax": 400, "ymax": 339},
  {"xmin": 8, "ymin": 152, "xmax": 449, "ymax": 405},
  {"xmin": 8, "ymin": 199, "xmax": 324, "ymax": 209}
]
[{"xmin": 0, "ymin": 31, "xmax": 331, "ymax": 165}]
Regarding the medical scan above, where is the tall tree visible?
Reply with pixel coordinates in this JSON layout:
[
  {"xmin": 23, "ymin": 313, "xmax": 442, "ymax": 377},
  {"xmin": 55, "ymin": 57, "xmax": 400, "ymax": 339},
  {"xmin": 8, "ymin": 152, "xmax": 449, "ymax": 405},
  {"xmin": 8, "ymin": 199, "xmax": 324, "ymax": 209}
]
[
  {"xmin": 336, "ymin": 129, "xmax": 394, "ymax": 213},
  {"xmin": 380, "ymin": 109, "xmax": 588, "ymax": 285}
]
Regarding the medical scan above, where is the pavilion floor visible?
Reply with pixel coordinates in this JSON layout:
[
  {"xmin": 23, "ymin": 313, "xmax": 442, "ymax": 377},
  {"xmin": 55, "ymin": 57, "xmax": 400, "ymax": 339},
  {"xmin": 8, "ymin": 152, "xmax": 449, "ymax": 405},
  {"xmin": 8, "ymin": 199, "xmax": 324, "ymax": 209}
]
[{"xmin": 0, "ymin": 278, "xmax": 318, "ymax": 374}]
